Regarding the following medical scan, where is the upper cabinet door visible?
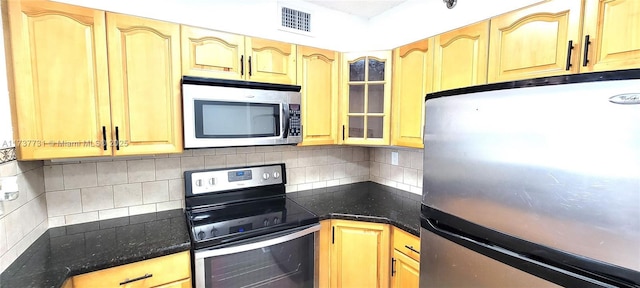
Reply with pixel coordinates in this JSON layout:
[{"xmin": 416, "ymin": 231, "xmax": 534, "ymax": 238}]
[
  {"xmin": 392, "ymin": 38, "xmax": 433, "ymax": 148},
  {"xmin": 488, "ymin": 0, "xmax": 583, "ymax": 82},
  {"xmin": 106, "ymin": 13, "xmax": 183, "ymax": 156},
  {"xmin": 581, "ymin": 0, "xmax": 640, "ymax": 72},
  {"xmin": 297, "ymin": 46, "xmax": 339, "ymax": 146},
  {"xmin": 246, "ymin": 37, "xmax": 297, "ymax": 85},
  {"xmin": 433, "ymin": 21, "xmax": 489, "ymax": 91},
  {"xmin": 341, "ymin": 51, "xmax": 392, "ymax": 146},
  {"xmin": 181, "ymin": 26, "xmax": 246, "ymax": 80},
  {"xmin": 5, "ymin": 1, "xmax": 112, "ymax": 160}
]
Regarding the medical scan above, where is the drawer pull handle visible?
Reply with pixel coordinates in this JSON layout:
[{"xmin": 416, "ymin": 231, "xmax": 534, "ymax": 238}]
[
  {"xmin": 405, "ymin": 245, "xmax": 420, "ymax": 254},
  {"xmin": 119, "ymin": 273, "xmax": 153, "ymax": 285}
]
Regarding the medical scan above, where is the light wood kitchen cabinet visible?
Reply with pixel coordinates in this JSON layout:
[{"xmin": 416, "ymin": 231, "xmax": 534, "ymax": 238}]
[
  {"xmin": 72, "ymin": 251, "xmax": 191, "ymax": 288},
  {"xmin": 4, "ymin": 1, "xmax": 183, "ymax": 160},
  {"xmin": 297, "ymin": 46, "xmax": 340, "ymax": 146},
  {"xmin": 391, "ymin": 227, "xmax": 420, "ymax": 288},
  {"xmin": 391, "ymin": 250, "xmax": 420, "ymax": 288},
  {"xmin": 433, "ymin": 21, "xmax": 489, "ymax": 91},
  {"xmin": 580, "ymin": 0, "xmax": 640, "ymax": 72},
  {"xmin": 3, "ymin": 0, "xmax": 112, "ymax": 160},
  {"xmin": 341, "ymin": 51, "xmax": 392, "ymax": 146},
  {"xmin": 181, "ymin": 26, "xmax": 297, "ymax": 85},
  {"xmin": 319, "ymin": 220, "xmax": 332, "ymax": 288},
  {"xmin": 391, "ymin": 38, "xmax": 433, "ymax": 148},
  {"xmin": 488, "ymin": 0, "xmax": 583, "ymax": 82},
  {"xmin": 181, "ymin": 26, "xmax": 245, "ymax": 80},
  {"xmin": 106, "ymin": 13, "xmax": 183, "ymax": 156},
  {"xmin": 330, "ymin": 219, "xmax": 390, "ymax": 288}
]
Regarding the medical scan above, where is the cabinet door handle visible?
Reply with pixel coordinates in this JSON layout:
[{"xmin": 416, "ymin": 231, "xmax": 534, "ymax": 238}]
[
  {"xmin": 342, "ymin": 125, "xmax": 345, "ymax": 141},
  {"xmin": 565, "ymin": 40, "xmax": 574, "ymax": 71},
  {"xmin": 248, "ymin": 56, "xmax": 252, "ymax": 76},
  {"xmin": 405, "ymin": 245, "xmax": 420, "ymax": 254},
  {"xmin": 582, "ymin": 35, "xmax": 591, "ymax": 67},
  {"xmin": 101, "ymin": 126, "xmax": 107, "ymax": 151},
  {"xmin": 119, "ymin": 273, "xmax": 153, "ymax": 285},
  {"xmin": 391, "ymin": 257, "xmax": 396, "ymax": 277},
  {"xmin": 240, "ymin": 55, "xmax": 244, "ymax": 76},
  {"xmin": 115, "ymin": 126, "xmax": 120, "ymax": 150}
]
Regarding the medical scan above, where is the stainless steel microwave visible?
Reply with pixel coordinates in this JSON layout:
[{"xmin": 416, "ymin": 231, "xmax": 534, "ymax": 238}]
[{"xmin": 182, "ymin": 77, "xmax": 302, "ymax": 148}]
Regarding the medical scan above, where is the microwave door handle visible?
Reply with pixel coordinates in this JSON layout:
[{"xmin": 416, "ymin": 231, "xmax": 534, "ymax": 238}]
[{"xmin": 282, "ymin": 103, "xmax": 290, "ymax": 138}]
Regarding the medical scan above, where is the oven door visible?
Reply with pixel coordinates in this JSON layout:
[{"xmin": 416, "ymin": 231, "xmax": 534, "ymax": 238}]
[{"xmin": 194, "ymin": 224, "xmax": 319, "ymax": 288}]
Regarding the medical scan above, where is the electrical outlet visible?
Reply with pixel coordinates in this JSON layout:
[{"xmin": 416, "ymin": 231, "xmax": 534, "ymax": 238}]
[{"xmin": 391, "ymin": 151, "xmax": 399, "ymax": 166}]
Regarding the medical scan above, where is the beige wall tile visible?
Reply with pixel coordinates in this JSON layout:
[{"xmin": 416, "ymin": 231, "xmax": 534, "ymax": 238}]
[
  {"xmin": 17, "ymin": 161, "xmax": 42, "ymax": 173},
  {"xmin": 20, "ymin": 167, "xmax": 45, "ymax": 201},
  {"xmin": 255, "ymin": 146, "xmax": 274, "ymax": 153},
  {"xmin": 287, "ymin": 167, "xmax": 305, "ymax": 185},
  {"xmin": 326, "ymin": 179, "xmax": 340, "ymax": 187},
  {"xmin": 264, "ymin": 152, "xmax": 282, "ymax": 164},
  {"xmin": 1, "ymin": 248, "xmax": 17, "ymax": 273},
  {"xmin": 46, "ymin": 189, "xmax": 82, "ymax": 217},
  {"xmin": 318, "ymin": 165, "xmax": 333, "ymax": 181},
  {"xmin": 332, "ymin": 163, "xmax": 346, "ymax": 179},
  {"xmin": 403, "ymin": 168, "xmax": 418, "ymax": 186},
  {"xmin": 396, "ymin": 182, "xmax": 411, "ymax": 192},
  {"xmin": 282, "ymin": 151, "xmax": 298, "ymax": 168},
  {"xmin": 236, "ymin": 147, "xmax": 255, "ymax": 154},
  {"xmin": 98, "ymin": 207, "xmax": 129, "ymax": 220},
  {"xmin": 62, "ymin": 163, "xmax": 97, "ymax": 189},
  {"xmin": 226, "ymin": 154, "xmax": 247, "ymax": 167},
  {"xmin": 142, "ymin": 180, "xmax": 169, "ymax": 204},
  {"xmin": 285, "ymin": 184, "xmax": 298, "ymax": 193},
  {"xmin": 312, "ymin": 181, "xmax": 326, "ymax": 189},
  {"xmin": 168, "ymin": 179, "xmax": 184, "ymax": 201},
  {"xmin": 157, "ymin": 200, "xmax": 182, "ymax": 211},
  {"xmin": 129, "ymin": 204, "xmax": 156, "ymax": 215},
  {"xmin": 48, "ymin": 216, "xmax": 65, "ymax": 228},
  {"xmin": 113, "ymin": 183, "xmax": 142, "ymax": 208},
  {"xmin": 398, "ymin": 150, "xmax": 412, "ymax": 167},
  {"xmin": 4, "ymin": 208, "xmax": 22, "ymax": 248},
  {"xmin": 0, "ymin": 218, "xmax": 7, "ymax": 255},
  {"xmin": 191, "ymin": 148, "xmax": 216, "ymax": 156},
  {"xmin": 0, "ymin": 161, "xmax": 17, "ymax": 177},
  {"xmin": 297, "ymin": 150, "xmax": 313, "ymax": 167},
  {"xmin": 305, "ymin": 166, "xmax": 320, "ymax": 182},
  {"xmin": 370, "ymin": 162, "xmax": 380, "ymax": 177},
  {"xmin": 298, "ymin": 183, "xmax": 312, "ymax": 191},
  {"xmin": 97, "ymin": 161, "xmax": 128, "ymax": 186},
  {"xmin": 65, "ymin": 212, "xmax": 99, "ymax": 225},
  {"xmin": 204, "ymin": 155, "xmax": 226, "ymax": 169},
  {"xmin": 181, "ymin": 156, "xmax": 204, "ymax": 172},
  {"xmin": 390, "ymin": 165, "xmax": 404, "ymax": 183},
  {"xmin": 127, "ymin": 159, "xmax": 155, "ymax": 183},
  {"xmin": 81, "ymin": 186, "xmax": 114, "ymax": 212},
  {"xmin": 216, "ymin": 147, "xmax": 236, "ymax": 155},
  {"xmin": 352, "ymin": 147, "xmax": 365, "ymax": 162},
  {"xmin": 312, "ymin": 149, "xmax": 328, "ymax": 165},
  {"xmin": 155, "ymin": 158, "xmax": 181, "ymax": 180},
  {"xmin": 411, "ymin": 151, "xmax": 423, "ymax": 169},
  {"xmin": 43, "ymin": 165, "xmax": 64, "ymax": 192},
  {"xmin": 246, "ymin": 153, "xmax": 265, "ymax": 165},
  {"xmin": 410, "ymin": 186, "xmax": 422, "ymax": 195}
]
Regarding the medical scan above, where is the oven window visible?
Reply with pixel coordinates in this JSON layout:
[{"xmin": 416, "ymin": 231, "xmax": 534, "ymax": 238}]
[
  {"xmin": 203, "ymin": 232, "xmax": 314, "ymax": 288},
  {"xmin": 195, "ymin": 100, "xmax": 280, "ymax": 138}
]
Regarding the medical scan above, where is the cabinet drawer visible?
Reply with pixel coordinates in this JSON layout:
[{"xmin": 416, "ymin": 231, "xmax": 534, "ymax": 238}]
[
  {"xmin": 393, "ymin": 227, "xmax": 420, "ymax": 262},
  {"xmin": 73, "ymin": 251, "xmax": 190, "ymax": 288}
]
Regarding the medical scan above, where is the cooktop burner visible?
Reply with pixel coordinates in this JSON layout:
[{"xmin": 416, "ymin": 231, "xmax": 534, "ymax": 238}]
[{"xmin": 184, "ymin": 164, "xmax": 318, "ymax": 249}]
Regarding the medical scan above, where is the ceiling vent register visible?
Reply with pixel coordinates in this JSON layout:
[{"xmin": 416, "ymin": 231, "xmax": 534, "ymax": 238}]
[{"xmin": 281, "ymin": 7, "xmax": 311, "ymax": 33}]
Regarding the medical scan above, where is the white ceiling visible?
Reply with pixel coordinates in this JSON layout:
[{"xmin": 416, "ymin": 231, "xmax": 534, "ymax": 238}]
[{"xmin": 304, "ymin": 0, "xmax": 408, "ymax": 19}]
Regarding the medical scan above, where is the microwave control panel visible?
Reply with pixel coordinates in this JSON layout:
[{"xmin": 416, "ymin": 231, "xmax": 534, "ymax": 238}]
[{"xmin": 288, "ymin": 104, "xmax": 301, "ymax": 137}]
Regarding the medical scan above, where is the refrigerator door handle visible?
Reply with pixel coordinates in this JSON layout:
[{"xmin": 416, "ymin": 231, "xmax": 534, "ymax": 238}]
[{"xmin": 421, "ymin": 206, "xmax": 640, "ymax": 288}]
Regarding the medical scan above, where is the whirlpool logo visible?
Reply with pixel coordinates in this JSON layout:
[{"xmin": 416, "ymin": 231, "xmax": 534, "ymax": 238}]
[{"xmin": 609, "ymin": 93, "xmax": 640, "ymax": 104}]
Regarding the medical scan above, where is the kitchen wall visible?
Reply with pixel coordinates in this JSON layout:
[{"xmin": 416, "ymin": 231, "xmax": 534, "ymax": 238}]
[
  {"xmin": 369, "ymin": 147, "xmax": 423, "ymax": 195},
  {"xmin": 0, "ymin": 160, "xmax": 47, "ymax": 273},
  {"xmin": 43, "ymin": 145, "xmax": 370, "ymax": 227}
]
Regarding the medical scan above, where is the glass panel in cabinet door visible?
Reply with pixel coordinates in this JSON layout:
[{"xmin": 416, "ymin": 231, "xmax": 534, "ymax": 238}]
[
  {"xmin": 349, "ymin": 59, "xmax": 365, "ymax": 81},
  {"xmin": 367, "ymin": 84, "xmax": 384, "ymax": 113},
  {"xmin": 368, "ymin": 59, "xmax": 385, "ymax": 81},
  {"xmin": 349, "ymin": 85, "xmax": 365, "ymax": 113},
  {"xmin": 367, "ymin": 116, "xmax": 384, "ymax": 138},
  {"xmin": 349, "ymin": 116, "xmax": 365, "ymax": 138}
]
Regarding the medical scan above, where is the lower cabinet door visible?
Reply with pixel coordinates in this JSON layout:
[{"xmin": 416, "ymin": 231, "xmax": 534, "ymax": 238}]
[
  {"xmin": 391, "ymin": 250, "xmax": 420, "ymax": 288},
  {"xmin": 330, "ymin": 220, "xmax": 390, "ymax": 288}
]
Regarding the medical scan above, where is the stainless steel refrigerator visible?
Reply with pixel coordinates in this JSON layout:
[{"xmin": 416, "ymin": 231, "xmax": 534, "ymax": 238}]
[{"xmin": 419, "ymin": 71, "xmax": 640, "ymax": 288}]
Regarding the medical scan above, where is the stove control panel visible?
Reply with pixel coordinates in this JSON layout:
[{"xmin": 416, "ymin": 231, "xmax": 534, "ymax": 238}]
[{"xmin": 187, "ymin": 164, "xmax": 284, "ymax": 195}]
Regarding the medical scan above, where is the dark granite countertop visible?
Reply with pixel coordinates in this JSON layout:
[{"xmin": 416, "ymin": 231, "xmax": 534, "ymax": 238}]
[
  {"xmin": 0, "ymin": 209, "xmax": 191, "ymax": 288},
  {"xmin": 288, "ymin": 181, "xmax": 422, "ymax": 236}
]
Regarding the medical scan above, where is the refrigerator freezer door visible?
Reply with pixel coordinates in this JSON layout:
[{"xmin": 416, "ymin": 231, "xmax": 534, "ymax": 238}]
[
  {"xmin": 420, "ymin": 228, "xmax": 561, "ymax": 288},
  {"xmin": 422, "ymin": 79, "xmax": 640, "ymax": 272}
]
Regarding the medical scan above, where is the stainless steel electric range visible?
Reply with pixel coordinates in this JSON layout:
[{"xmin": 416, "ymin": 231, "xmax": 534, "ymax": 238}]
[{"xmin": 184, "ymin": 163, "xmax": 319, "ymax": 288}]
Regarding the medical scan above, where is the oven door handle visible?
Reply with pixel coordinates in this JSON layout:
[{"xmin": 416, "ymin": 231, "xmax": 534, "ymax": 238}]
[{"xmin": 195, "ymin": 224, "xmax": 320, "ymax": 259}]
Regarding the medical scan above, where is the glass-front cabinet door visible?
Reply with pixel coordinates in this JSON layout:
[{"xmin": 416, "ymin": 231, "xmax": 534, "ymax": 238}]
[{"xmin": 341, "ymin": 51, "xmax": 392, "ymax": 145}]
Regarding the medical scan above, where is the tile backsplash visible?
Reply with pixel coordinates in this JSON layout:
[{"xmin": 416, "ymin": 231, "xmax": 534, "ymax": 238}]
[
  {"xmin": 369, "ymin": 147, "xmax": 424, "ymax": 195},
  {"xmin": 43, "ymin": 145, "xmax": 370, "ymax": 228},
  {"xmin": 0, "ymin": 160, "xmax": 47, "ymax": 273}
]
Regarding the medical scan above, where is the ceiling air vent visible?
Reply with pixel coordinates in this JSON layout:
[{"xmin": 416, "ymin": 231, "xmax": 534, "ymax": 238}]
[{"xmin": 281, "ymin": 7, "xmax": 311, "ymax": 33}]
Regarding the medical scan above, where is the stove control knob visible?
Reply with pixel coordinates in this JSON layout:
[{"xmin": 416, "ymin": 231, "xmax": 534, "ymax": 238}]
[
  {"xmin": 195, "ymin": 179, "xmax": 203, "ymax": 187},
  {"xmin": 273, "ymin": 217, "xmax": 280, "ymax": 224},
  {"xmin": 197, "ymin": 231, "xmax": 206, "ymax": 240},
  {"xmin": 208, "ymin": 178, "xmax": 216, "ymax": 186},
  {"xmin": 262, "ymin": 172, "xmax": 270, "ymax": 180},
  {"xmin": 210, "ymin": 228, "xmax": 218, "ymax": 237},
  {"xmin": 263, "ymin": 219, "xmax": 269, "ymax": 227},
  {"xmin": 273, "ymin": 171, "xmax": 280, "ymax": 179}
]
